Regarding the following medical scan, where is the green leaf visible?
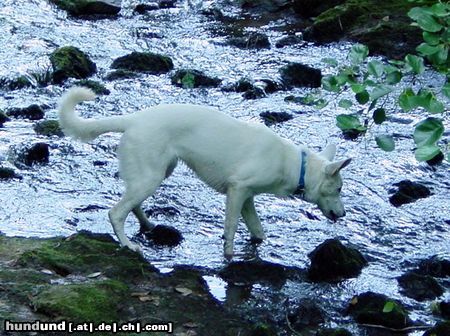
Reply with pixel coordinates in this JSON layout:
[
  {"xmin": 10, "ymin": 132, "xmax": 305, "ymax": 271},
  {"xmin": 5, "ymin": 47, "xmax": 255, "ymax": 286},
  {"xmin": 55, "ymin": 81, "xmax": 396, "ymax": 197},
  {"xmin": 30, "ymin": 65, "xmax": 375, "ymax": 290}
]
[
  {"xmin": 322, "ymin": 58, "xmax": 339, "ymax": 67},
  {"xmin": 373, "ymin": 108, "xmax": 386, "ymax": 124},
  {"xmin": 338, "ymin": 99, "xmax": 353, "ymax": 108},
  {"xmin": 416, "ymin": 42, "xmax": 441, "ymax": 56},
  {"xmin": 383, "ymin": 301, "xmax": 396, "ymax": 313},
  {"xmin": 415, "ymin": 144, "xmax": 442, "ymax": 161},
  {"xmin": 181, "ymin": 72, "xmax": 195, "ymax": 88},
  {"xmin": 386, "ymin": 71, "xmax": 402, "ymax": 85},
  {"xmin": 414, "ymin": 117, "xmax": 444, "ymax": 146},
  {"xmin": 356, "ymin": 90, "xmax": 370, "ymax": 104},
  {"xmin": 368, "ymin": 60, "xmax": 385, "ymax": 78},
  {"xmin": 349, "ymin": 44, "xmax": 369, "ymax": 64},
  {"xmin": 322, "ymin": 75, "xmax": 341, "ymax": 93},
  {"xmin": 376, "ymin": 135, "xmax": 395, "ymax": 152},
  {"xmin": 442, "ymin": 83, "xmax": 450, "ymax": 99},
  {"xmin": 336, "ymin": 114, "xmax": 366, "ymax": 131},
  {"xmin": 314, "ymin": 99, "xmax": 328, "ymax": 109},
  {"xmin": 426, "ymin": 96, "xmax": 445, "ymax": 114},
  {"xmin": 371, "ymin": 85, "xmax": 393, "ymax": 100},
  {"xmin": 408, "ymin": 7, "xmax": 444, "ymax": 32},
  {"xmin": 399, "ymin": 88, "xmax": 419, "ymax": 111},
  {"xmin": 351, "ymin": 84, "xmax": 366, "ymax": 94},
  {"xmin": 405, "ymin": 54, "xmax": 425, "ymax": 74},
  {"xmin": 428, "ymin": 45, "xmax": 448, "ymax": 65},
  {"xmin": 423, "ymin": 32, "xmax": 441, "ymax": 46}
]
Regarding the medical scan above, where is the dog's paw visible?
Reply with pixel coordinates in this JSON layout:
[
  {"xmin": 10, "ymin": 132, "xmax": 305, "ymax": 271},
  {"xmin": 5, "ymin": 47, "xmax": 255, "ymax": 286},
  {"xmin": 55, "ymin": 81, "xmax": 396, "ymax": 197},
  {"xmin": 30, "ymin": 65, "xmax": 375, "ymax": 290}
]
[
  {"xmin": 127, "ymin": 243, "xmax": 143, "ymax": 255},
  {"xmin": 223, "ymin": 241, "xmax": 234, "ymax": 261}
]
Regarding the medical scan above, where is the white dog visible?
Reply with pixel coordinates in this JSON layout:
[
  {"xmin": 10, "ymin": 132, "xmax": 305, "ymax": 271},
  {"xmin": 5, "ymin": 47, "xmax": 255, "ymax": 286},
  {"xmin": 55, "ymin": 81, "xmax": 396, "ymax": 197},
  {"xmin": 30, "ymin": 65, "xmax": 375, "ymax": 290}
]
[{"xmin": 58, "ymin": 87, "xmax": 351, "ymax": 260}]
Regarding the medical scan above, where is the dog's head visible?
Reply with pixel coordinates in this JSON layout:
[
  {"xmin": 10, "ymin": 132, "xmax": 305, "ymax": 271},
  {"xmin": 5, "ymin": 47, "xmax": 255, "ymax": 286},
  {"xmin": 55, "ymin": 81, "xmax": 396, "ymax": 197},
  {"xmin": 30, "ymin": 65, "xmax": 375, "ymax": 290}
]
[{"xmin": 304, "ymin": 144, "xmax": 352, "ymax": 221}]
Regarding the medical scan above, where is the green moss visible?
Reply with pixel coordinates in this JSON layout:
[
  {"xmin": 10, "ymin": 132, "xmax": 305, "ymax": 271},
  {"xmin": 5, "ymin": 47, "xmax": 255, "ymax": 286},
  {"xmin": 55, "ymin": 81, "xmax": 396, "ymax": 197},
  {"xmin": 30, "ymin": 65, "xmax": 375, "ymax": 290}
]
[
  {"xmin": 50, "ymin": 46, "xmax": 97, "ymax": 84},
  {"xmin": 31, "ymin": 280, "xmax": 128, "ymax": 322},
  {"xmin": 17, "ymin": 231, "xmax": 156, "ymax": 279},
  {"xmin": 34, "ymin": 120, "xmax": 64, "ymax": 137},
  {"xmin": 74, "ymin": 80, "xmax": 110, "ymax": 95},
  {"xmin": 111, "ymin": 52, "xmax": 174, "ymax": 74}
]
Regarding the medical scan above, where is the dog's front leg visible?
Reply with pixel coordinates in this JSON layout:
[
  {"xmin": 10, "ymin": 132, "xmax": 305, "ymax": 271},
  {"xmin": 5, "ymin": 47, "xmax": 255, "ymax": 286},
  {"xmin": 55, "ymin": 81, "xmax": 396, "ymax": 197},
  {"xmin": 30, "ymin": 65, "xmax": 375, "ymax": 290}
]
[{"xmin": 223, "ymin": 186, "xmax": 249, "ymax": 260}]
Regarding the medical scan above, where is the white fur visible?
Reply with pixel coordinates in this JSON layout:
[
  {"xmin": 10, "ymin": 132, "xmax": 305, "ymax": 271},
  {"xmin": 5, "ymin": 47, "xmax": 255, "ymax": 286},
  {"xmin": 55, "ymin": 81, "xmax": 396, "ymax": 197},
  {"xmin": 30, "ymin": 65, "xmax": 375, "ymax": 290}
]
[{"xmin": 58, "ymin": 87, "xmax": 352, "ymax": 259}]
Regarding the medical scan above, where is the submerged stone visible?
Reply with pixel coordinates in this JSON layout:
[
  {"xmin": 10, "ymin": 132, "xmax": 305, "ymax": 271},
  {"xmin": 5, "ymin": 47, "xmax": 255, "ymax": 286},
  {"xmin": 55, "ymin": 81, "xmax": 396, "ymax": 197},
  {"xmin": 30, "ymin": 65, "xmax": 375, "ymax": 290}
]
[
  {"xmin": 33, "ymin": 120, "xmax": 64, "ymax": 137},
  {"xmin": 423, "ymin": 321, "xmax": 450, "ymax": 336},
  {"xmin": 227, "ymin": 32, "xmax": 271, "ymax": 49},
  {"xmin": 417, "ymin": 255, "xmax": 450, "ymax": 278},
  {"xmin": 0, "ymin": 167, "xmax": 22, "ymax": 180},
  {"xmin": 280, "ymin": 62, "xmax": 322, "ymax": 88},
  {"xmin": 287, "ymin": 299, "xmax": 325, "ymax": 331},
  {"xmin": 111, "ymin": 52, "xmax": 174, "ymax": 74},
  {"xmin": 171, "ymin": 69, "xmax": 222, "ymax": 88},
  {"xmin": 49, "ymin": 0, "xmax": 121, "ymax": 17},
  {"xmin": 50, "ymin": 46, "xmax": 97, "ymax": 84},
  {"xmin": 219, "ymin": 259, "xmax": 288, "ymax": 287},
  {"xmin": 260, "ymin": 111, "xmax": 293, "ymax": 126},
  {"xmin": 389, "ymin": 180, "xmax": 431, "ymax": 207},
  {"xmin": 308, "ymin": 238, "xmax": 367, "ymax": 282},
  {"xmin": 316, "ymin": 328, "xmax": 352, "ymax": 336},
  {"xmin": 74, "ymin": 80, "xmax": 110, "ymax": 95},
  {"xmin": 347, "ymin": 292, "xmax": 411, "ymax": 329},
  {"xmin": 142, "ymin": 225, "xmax": 183, "ymax": 247},
  {"xmin": 6, "ymin": 104, "xmax": 45, "ymax": 120},
  {"xmin": 275, "ymin": 34, "xmax": 304, "ymax": 48},
  {"xmin": 0, "ymin": 110, "xmax": 10, "ymax": 126},
  {"xmin": 439, "ymin": 300, "xmax": 450, "ymax": 319},
  {"xmin": 17, "ymin": 143, "xmax": 50, "ymax": 167},
  {"xmin": 397, "ymin": 271, "xmax": 444, "ymax": 301}
]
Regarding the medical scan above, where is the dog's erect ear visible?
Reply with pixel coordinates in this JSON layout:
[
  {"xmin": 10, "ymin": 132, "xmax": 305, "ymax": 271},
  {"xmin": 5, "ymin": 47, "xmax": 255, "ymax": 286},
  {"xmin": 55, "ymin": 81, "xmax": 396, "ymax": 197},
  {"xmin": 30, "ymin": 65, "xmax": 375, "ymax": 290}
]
[
  {"xmin": 320, "ymin": 144, "xmax": 337, "ymax": 161},
  {"xmin": 325, "ymin": 158, "xmax": 352, "ymax": 175}
]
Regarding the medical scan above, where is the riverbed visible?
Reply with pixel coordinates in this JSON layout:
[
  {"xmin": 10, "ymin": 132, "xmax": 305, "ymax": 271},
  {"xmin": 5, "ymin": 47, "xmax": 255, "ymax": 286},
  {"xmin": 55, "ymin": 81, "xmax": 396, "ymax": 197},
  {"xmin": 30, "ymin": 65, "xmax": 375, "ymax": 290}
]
[{"xmin": 0, "ymin": 1, "xmax": 449, "ymax": 334}]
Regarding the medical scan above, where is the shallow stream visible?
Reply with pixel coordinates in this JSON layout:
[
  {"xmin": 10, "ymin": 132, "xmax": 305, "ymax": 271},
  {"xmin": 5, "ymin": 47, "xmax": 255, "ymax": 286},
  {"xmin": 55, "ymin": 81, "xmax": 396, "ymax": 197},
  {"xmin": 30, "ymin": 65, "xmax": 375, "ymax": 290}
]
[{"xmin": 0, "ymin": 1, "xmax": 449, "ymax": 334}]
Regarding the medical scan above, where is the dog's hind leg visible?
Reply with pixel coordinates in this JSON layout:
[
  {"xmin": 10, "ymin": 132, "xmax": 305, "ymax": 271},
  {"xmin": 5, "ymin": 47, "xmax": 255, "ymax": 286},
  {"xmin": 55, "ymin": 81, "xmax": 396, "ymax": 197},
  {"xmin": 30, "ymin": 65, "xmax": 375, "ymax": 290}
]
[
  {"xmin": 133, "ymin": 205, "xmax": 155, "ymax": 233},
  {"xmin": 241, "ymin": 197, "xmax": 266, "ymax": 243},
  {"xmin": 109, "ymin": 173, "xmax": 164, "ymax": 253}
]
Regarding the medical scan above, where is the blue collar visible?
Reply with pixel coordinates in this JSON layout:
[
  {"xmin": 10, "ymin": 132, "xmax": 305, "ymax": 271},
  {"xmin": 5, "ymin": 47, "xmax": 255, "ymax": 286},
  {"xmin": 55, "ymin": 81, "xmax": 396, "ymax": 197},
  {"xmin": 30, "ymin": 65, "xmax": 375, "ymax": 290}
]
[{"xmin": 294, "ymin": 150, "xmax": 307, "ymax": 195}]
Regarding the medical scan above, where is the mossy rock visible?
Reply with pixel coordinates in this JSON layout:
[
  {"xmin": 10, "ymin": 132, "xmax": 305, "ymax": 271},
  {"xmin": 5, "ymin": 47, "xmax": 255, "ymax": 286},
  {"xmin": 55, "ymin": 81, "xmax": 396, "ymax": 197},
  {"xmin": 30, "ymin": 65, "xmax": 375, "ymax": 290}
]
[
  {"xmin": 260, "ymin": 111, "xmax": 293, "ymax": 126},
  {"xmin": 316, "ymin": 328, "xmax": 352, "ymax": 336},
  {"xmin": 227, "ymin": 32, "xmax": 271, "ymax": 49},
  {"xmin": 292, "ymin": 0, "xmax": 346, "ymax": 18},
  {"xmin": 347, "ymin": 292, "xmax": 411, "ymax": 329},
  {"xmin": 304, "ymin": 0, "xmax": 421, "ymax": 59},
  {"xmin": 105, "ymin": 69, "xmax": 140, "ymax": 81},
  {"xmin": 49, "ymin": 0, "xmax": 121, "ymax": 17},
  {"xmin": 0, "ymin": 167, "xmax": 22, "ymax": 180},
  {"xmin": 397, "ymin": 271, "xmax": 444, "ymax": 301},
  {"xmin": 308, "ymin": 238, "xmax": 367, "ymax": 282},
  {"xmin": 74, "ymin": 80, "xmax": 110, "ymax": 95},
  {"xmin": 14, "ymin": 142, "xmax": 50, "ymax": 167},
  {"xmin": 17, "ymin": 231, "xmax": 157, "ymax": 279},
  {"xmin": 111, "ymin": 52, "xmax": 174, "ymax": 74},
  {"xmin": 171, "ymin": 69, "xmax": 222, "ymax": 88},
  {"xmin": 50, "ymin": 46, "xmax": 97, "ymax": 84},
  {"xmin": 280, "ymin": 62, "xmax": 322, "ymax": 88},
  {"xmin": 423, "ymin": 321, "xmax": 450, "ymax": 336},
  {"xmin": 31, "ymin": 280, "xmax": 128, "ymax": 322},
  {"xmin": 6, "ymin": 104, "xmax": 45, "ymax": 120},
  {"xmin": 34, "ymin": 120, "xmax": 64, "ymax": 137}
]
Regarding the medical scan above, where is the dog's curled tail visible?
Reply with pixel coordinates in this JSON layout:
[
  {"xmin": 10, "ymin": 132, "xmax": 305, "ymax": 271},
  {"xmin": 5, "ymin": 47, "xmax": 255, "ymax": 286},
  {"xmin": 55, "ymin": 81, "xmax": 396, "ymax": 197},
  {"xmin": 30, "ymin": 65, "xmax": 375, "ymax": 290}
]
[{"xmin": 58, "ymin": 87, "xmax": 128, "ymax": 142}]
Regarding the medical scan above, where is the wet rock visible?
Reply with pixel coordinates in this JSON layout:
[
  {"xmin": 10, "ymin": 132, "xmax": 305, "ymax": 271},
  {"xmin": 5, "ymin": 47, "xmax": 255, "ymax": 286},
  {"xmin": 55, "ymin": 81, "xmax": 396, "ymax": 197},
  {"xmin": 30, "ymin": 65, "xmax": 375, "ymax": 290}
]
[
  {"xmin": 347, "ymin": 292, "xmax": 411, "ymax": 329},
  {"xmin": 417, "ymin": 255, "xmax": 450, "ymax": 278},
  {"xmin": 171, "ymin": 69, "xmax": 222, "ymax": 88},
  {"xmin": 426, "ymin": 151, "xmax": 444, "ymax": 166},
  {"xmin": 32, "ymin": 280, "xmax": 127, "ymax": 321},
  {"xmin": 142, "ymin": 225, "xmax": 183, "ymax": 247},
  {"xmin": 423, "ymin": 321, "xmax": 450, "ymax": 336},
  {"xmin": 105, "ymin": 69, "xmax": 140, "ymax": 81},
  {"xmin": 33, "ymin": 120, "xmax": 64, "ymax": 137},
  {"xmin": 316, "ymin": 328, "xmax": 352, "ymax": 336},
  {"xmin": 227, "ymin": 32, "xmax": 271, "ymax": 49},
  {"xmin": 389, "ymin": 180, "xmax": 431, "ymax": 207},
  {"xmin": 287, "ymin": 299, "xmax": 325, "ymax": 331},
  {"xmin": 250, "ymin": 323, "xmax": 277, "ymax": 336},
  {"xmin": 241, "ymin": 0, "xmax": 292, "ymax": 13},
  {"xmin": 438, "ymin": 300, "xmax": 450, "ymax": 319},
  {"xmin": 292, "ymin": 0, "xmax": 345, "ymax": 18},
  {"xmin": 308, "ymin": 238, "xmax": 367, "ymax": 282},
  {"xmin": 14, "ymin": 143, "xmax": 50, "ymax": 167},
  {"xmin": 0, "ymin": 110, "xmax": 10, "ymax": 126},
  {"xmin": 0, "ymin": 167, "xmax": 22, "ymax": 180},
  {"xmin": 17, "ymin": 231, "xmax": 157, "ymax": 278},
  {"xmin": 275, "ymin": 34, "xmax": 304, "ymax": 48},
  {"xmin": 260, "ymin": 111, "xmax": 293, "ymax": 126},
  {"xmin": 397, "ymin": 271, "xmax": 444, "ymax": 301},
  {"xmin": 6, "ymin": 104, "xmax": 45, "ymax": 120},
  {"xmin": 49, "ymin": 0, "xmax": 121, "ymax": 17},
  {"xmin": 111, "ymin": 51, "xmax": 174, "ymax": 74},
  {"xmin": 145, "ymin": 205, "xmax": 180, "ymax": 218},
  {"xmin": 134, "ymin": 0, "xmax": 177, "ymax": 13},
  {"xmin": 73, "ymin": 80, "xmax": 110, "ymax": 95},
  {"xmin": 219, "ymin": 259, "xmax": 288, "ymax": 287},
  {"xmin": 224, "ymin": 78, "xmax": 283, "ymax": 99},
  {"xmin": 280, "ymin": 62, "xmax": 322, "ymax": 88},
  {"xmin": 50, "ymin": 46, "xmax": 97, "ymax": 84},
  {"xmin": 303, "ymin": 0, "xmax": 421, "ymax": 59}
]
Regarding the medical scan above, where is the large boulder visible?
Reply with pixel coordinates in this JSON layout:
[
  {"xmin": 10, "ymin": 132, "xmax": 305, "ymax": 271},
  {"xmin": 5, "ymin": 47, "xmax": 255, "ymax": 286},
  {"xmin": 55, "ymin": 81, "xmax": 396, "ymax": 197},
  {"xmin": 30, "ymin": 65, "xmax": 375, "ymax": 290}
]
[
  {"xmin": 50, "ymin": 46, "xmax": 97, "ymax": 84},
  {"xmin": 389, "ymin": 180, "xmax": 431, "ymax": 207},
  {"xmin": 347, "ymin": 292, "xmax": 412, "ymax": 329},
  {"xmin": 280, "ymin": 62, "xmax": 322, "ymax": 88},
  {"xmin": 308, "ymin": 239, "xmax": 367, "ymax": 282},
  {"xmin": 111, "ymin": 52, "xmax": 174, "ymax": 74},
  {"xmin": 49, "ymin": 0, "xmax": 121, "ymax": 17}
]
